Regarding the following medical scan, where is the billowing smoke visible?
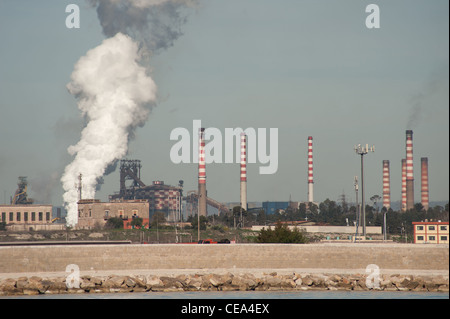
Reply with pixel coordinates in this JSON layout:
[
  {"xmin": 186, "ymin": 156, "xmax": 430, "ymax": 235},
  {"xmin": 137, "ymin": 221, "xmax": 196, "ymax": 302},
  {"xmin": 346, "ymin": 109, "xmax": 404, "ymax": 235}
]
[
  {"xmin": 89, "ymin": 0, "xmax": 197, "ymax": 52},
  {"xmin": 62, "ymin": 0, "xmax": 197, "ymax": 227},
  {"xmin": 62, "ymin": 33, "xmax": 156, "ymax": 227}
]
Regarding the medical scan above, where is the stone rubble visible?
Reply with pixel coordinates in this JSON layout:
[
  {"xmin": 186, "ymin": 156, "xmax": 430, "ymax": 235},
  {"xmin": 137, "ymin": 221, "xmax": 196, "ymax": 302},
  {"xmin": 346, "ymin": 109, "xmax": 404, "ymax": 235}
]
[{"xmin": 0, "ymin": 272, "xmax": 448, "ymax": 296}]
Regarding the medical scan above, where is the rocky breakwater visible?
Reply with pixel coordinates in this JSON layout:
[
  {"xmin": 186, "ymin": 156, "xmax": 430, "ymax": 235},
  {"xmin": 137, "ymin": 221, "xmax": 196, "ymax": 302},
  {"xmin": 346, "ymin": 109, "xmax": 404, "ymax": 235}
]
[{"xmin": 0, "ymin": 272, "xmax": 448, "ymax": 296}]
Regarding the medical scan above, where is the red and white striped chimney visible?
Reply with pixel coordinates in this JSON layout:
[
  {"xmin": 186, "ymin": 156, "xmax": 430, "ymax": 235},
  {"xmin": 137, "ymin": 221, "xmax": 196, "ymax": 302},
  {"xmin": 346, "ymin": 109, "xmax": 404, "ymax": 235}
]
[
  {"xmin": 401, "ymin": 159, "xmax": 407, "ymax": 212},
  {"xmin": 382, "ymin": 160, "xmax": 391, "ymax": 210},
  {"xmin": 421, "ymin": 157, "xmax": 429, "ymax": 211},
  {"xmin": 307, "ymin": 136, "xmax": 314, "ymax": 203},
  {"xmin": 198, "ymin": 128, "xmax": 207, "ymax": 216},
  {"xmin": 405, "ymin": 130, "xmax": 414, "ymax": 210},
  {"xmin": 240, "ymin": 133, "xmax": 247, "ymax": 210}
]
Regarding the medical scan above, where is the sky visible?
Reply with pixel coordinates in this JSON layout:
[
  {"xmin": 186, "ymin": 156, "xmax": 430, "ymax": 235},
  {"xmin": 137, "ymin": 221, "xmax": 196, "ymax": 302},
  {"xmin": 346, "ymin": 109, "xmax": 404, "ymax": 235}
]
[{"xmin": 0, "ymin": 0, "xmax": 448, "ymax": 209}]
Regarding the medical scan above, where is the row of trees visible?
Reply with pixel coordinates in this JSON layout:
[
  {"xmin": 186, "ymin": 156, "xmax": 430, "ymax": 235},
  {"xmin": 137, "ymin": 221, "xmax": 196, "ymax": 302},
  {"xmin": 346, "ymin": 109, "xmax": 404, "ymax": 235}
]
[
  {"xmin": 198, "ymin": 199, "xmax": 448, "ymax": 240},
  {"xmin": 102, "ymin": 199, "xmax": 448, "ymax": 242}
]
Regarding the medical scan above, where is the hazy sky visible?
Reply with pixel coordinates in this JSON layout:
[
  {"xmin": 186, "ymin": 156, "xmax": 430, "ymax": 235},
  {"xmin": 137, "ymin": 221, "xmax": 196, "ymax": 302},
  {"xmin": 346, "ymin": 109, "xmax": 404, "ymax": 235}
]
[{"xmin": 0, "ymin": 0, "xmax": 448, "ymax": 208}]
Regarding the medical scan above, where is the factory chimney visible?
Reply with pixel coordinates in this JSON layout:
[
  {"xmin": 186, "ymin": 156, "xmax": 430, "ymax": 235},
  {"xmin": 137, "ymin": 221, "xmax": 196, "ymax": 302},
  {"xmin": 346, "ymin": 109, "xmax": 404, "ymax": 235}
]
[
  {"xmin": 307, "ymin": 136, "xmax": 314, "ymax": 203},
  {"xmin": 405, "ymin": 130, "xmax": 414, "ymax": 210},
  {"xmin": 240, "ymin": 133, "xmax": 247, "ymax": 211},
  {"xmin": 421, "ymin": 157, "xmax": 429, "ymax": 211},
  {"xmin": 401, "ymin": 159, "xmax": 407, "ymax": 212},
  {"xmin": 198, "ymin": 128, "xmax": 207, "ymax": 216},
  {"xmin": 382, "ymin": 160, "xmax": 390, "ymax": 210}
]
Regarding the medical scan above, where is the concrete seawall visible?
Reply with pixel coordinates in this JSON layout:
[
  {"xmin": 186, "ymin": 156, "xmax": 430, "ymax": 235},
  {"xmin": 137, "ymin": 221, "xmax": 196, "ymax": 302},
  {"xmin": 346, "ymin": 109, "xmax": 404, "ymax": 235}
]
[{"xmin": 0, "ymin": 243, "xmax": 448, "ymax": 276}]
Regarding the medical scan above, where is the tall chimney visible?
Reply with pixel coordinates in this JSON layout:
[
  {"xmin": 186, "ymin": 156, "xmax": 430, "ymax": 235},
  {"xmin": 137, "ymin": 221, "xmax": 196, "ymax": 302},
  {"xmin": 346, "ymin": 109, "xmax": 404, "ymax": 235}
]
[
  {"xmin": 421, "ymin": 157, "xmax": 429, "ymax": 211},
  {"xmin": 240, "ymin": 133, "xmax": 247, "ymax": 211},
  {"xmin": 405, "ymin": 130, "xmax": 414, "ymax": 210},
  {"xmin": 307, "ymin": 136, "xmax": 314, "ymax": 203},
  {"xmin": 382, "ymin": 160, "xmax": 390, "ymax": 210},
  {"xmin": 401, "ymin": 159, "xmax": 407, "ymax": 212},
  {"xmin": 198, "ymin": 128, "xmax": 207, "ymax": 216}
]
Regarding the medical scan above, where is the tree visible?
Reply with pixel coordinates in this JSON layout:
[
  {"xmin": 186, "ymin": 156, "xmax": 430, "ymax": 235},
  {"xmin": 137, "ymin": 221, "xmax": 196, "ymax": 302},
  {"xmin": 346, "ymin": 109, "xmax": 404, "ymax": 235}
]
[
  {"xmin": 130, "ymin": 217, "xmax": 143, "ymax": 229},
  {"xmin": 189, "ymin": 214, "xmax": 208, "ymax": 231},
  {"xmin": 104, "ymin": 217, "xmax": 124, "ymax": 229},
  {"xmin": 151, "ymin": 211, "xmax": 166, "ymax": 228},
  {"xmin": 255, "ymin": 221, "xmax": 309, "ymax": 244}
]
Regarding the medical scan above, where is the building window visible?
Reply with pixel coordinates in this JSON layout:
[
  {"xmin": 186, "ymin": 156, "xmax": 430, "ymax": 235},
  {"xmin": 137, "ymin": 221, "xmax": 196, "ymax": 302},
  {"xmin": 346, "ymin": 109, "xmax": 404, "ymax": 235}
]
[
  {"xmin": 32, "ymin": 212, "xmax": 36, "ymax": 221},
  {"xmin": 39, "ymin": 212, "xmax": 43, "ymax": 221},
  {"xmin": 9, "ymin": 212, "xmax": 14, "ymax": 222},
  {"xmin": 417, "ymin": 225, "xmax": 424, "ymax": 231},
  {"xmin": 24, "ymin": 212, "xmax": 28, "ymax": 222},
  {"xmin": 428, "ymin": 226, "xmax": 435, "ymax": 231},
  {"xmin": 440, "ymin": 225, "xmax": 447, "ymax": 231},
  {"xmin": 16, "ymin": 212, "xmax": 21, "ymax": 222},
  {"xmin": 89, "ymin": 209, "xmax": 92, "ymax": 217},
  {"xmin": 428, "ymin": 236, "xmax": 435, "ymax": 241},
  {"xmin": 417, "ymin": 236, "xmax": 424, "ymax": 241},
  {"xmin": 46, "ymin": 212, "xmax": 50, "ymax": 221},
  {"xmin": 105, "ymin": 210, "xmax": 109, "ymax": 218},
  {"xmin": 1, "ymin": 212, "xmax": 5, "ymax": 222},
  {"xmin": 441, "ymin": 236, "xmax": 448, "ymax": 241}
]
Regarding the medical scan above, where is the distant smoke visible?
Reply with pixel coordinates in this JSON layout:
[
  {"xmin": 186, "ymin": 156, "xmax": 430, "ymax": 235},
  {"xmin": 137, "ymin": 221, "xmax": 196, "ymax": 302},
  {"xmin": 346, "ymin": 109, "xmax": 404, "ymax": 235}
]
[
  {"xmin": 407, "ymin": 70, "xmax": 446, "ymax": 129},
  {"xmin": 88, "ymin": 0, "xmax": 198, "ymax": 53},
  {"xmin": 62, "ymin": 0, "xmax": 197, "ymax": 227}
]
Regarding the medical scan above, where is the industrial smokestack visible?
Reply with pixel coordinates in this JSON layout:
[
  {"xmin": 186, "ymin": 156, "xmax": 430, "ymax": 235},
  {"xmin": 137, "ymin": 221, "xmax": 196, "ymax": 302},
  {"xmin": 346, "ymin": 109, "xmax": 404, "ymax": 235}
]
[
  {"xmin": 421, "ymin": 157, "xmax": 429, "ymax": 211},
  {"xmin": 401, "ymin": 159, "xmax": 407, "ymax": 212},
  {"xmin": 198, "ymin": 128, "xmax": 207, "ymax": 216},
  {"xmin": 240, "ymin": 133, "xmax": 247, "ymax": 211},
  {"xmin": 382, "ymin": 160, "xmax": 390, "ymax": 210},
  {"xmin": 307, "ymin": 136, "xmax": 314, "ymax": 203},
  {"xmin": 406, "ymin": 130, "xmax": 414, "ymax": 210}
]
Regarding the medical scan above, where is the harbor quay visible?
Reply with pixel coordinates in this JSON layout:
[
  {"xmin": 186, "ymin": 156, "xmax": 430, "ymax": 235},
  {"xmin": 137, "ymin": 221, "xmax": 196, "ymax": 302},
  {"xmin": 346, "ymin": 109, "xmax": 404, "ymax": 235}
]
[{"xmin": 0, "ymin": 243, "xmax": 448, "ymax": 295}]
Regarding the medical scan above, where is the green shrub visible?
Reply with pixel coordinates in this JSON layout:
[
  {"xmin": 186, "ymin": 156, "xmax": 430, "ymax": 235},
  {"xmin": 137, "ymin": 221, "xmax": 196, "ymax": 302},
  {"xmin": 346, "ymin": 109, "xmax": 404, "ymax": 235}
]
[{"xmin": 255, "ymin": 221, "xmax": 309, "ymax": 243}]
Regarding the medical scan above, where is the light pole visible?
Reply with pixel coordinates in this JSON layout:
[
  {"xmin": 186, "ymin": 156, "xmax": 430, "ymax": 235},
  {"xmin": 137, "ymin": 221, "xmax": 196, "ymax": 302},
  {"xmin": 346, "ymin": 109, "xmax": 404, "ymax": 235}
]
[
  {"xmin": 354, "ymin": 144, "xmax": 374, "ymax": 238},
  {"xmin": 354, "ymin": 176, "xmax": 360, "ymax": 242}
]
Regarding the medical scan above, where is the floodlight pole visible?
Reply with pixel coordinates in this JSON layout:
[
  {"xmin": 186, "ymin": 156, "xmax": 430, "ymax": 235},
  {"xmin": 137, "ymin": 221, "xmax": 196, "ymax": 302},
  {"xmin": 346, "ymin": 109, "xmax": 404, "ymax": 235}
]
[{"xmin": 354, "ymin": 144, "xmax": 374, "ymax": 239}]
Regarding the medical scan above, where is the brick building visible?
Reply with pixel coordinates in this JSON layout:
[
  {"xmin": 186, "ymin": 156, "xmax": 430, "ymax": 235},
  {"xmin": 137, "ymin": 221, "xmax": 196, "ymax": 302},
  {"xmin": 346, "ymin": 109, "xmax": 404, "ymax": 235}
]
[{"xmin": 77, "ymin": 199, "xmax": 149, "ymax": 230}]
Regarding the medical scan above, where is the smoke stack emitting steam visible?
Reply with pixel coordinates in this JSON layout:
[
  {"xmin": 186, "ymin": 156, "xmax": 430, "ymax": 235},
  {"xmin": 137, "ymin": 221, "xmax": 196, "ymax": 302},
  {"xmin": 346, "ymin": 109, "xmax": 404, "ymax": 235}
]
[{"xmin": 62, "ymin": 0, "xmax": 196, "ymax": 227}]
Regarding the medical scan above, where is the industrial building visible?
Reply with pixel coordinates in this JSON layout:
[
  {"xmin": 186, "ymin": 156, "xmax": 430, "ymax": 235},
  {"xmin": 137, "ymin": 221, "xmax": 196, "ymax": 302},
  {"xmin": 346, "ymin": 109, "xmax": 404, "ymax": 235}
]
[
  {"xmin": 262, "ymin": 201, "xmax": 290, "ymax": 215},
  {"xmin": 109, "ymin": 160, "xmax": 183, "ymax": 222},
  {"xmin": 0, "ymin": 177, "xmax": 61, "ymax": 231},
  {"xmin": 413, "ymin": 221, "xmax": 448, "ymax": 244},
  {"xmin": 76, "ymin": 199, "xmax": 149, "ymax": 229},
  {"xmin": 0, "ymin": 204, "xmax": 54, "ymax": 230}
]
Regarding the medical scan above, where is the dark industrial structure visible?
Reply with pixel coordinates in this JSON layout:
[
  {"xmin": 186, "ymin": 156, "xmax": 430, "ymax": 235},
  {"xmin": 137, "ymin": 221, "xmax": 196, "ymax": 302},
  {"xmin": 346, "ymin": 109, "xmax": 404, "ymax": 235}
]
[{"xmin": 109, "ymin": 160, "xmax": 183, "ymax": 222}]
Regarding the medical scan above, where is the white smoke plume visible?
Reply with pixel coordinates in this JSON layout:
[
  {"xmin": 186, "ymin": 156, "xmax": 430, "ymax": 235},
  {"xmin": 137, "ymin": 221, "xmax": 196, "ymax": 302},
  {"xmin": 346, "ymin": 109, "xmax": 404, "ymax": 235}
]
[
  {"xmin": 62, "ymin": 0, "xmax": 196, "ymax": 227},
  {"xmin": 62, "ymin": 33, "xmax": 156, "ymax": 227}
]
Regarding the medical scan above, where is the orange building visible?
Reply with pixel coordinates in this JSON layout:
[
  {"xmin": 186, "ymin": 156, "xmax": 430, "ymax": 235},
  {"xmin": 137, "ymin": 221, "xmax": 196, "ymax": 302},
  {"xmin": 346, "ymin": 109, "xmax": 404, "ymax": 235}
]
[{"xmin": 413, "ymin": 221, "xmax": 449, "ymax": 244}]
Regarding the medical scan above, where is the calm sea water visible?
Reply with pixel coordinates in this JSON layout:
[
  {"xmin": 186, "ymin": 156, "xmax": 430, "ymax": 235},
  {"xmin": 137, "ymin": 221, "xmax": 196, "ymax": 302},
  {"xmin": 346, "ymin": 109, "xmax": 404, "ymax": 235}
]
[{"xmin": 2, "ymin": 290, "xmax": 448, "ymax": 299}]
